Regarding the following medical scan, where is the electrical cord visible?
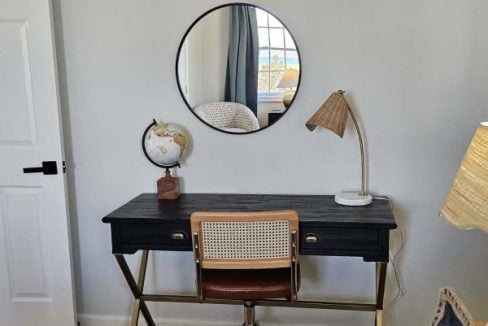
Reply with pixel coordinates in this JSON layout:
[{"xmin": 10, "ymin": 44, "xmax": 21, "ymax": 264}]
[
  {"xmin": 372, "ymin": 196, "xmax": 406, "ymax": 306},
  {"xmin": 389, "ymin": 228, "xmax": 405, "ymax": 305}
]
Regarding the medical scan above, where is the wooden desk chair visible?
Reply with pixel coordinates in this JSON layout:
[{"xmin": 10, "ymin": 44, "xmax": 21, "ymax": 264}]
[{"xmin": 190, "ymin": 210, "xmax": 299, "ymax": 326}]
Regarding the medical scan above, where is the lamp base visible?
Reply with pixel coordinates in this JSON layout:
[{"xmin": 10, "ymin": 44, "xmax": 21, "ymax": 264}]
[
  {"xmin": 283, "ymin": 91, "xmax": 295, "ymax": 108},
  {"xmin": 335, "ymin": 191, "xmax": 373, "ymax": 206}
]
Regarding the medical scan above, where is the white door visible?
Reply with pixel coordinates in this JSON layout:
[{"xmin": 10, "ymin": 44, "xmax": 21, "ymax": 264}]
[{"xmin": 0, "ymin": 0, "xmax": 76, "ymax": 325}]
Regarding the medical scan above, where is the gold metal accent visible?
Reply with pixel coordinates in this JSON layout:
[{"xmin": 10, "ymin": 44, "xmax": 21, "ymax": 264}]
[
  {"xmin": 304, "ymin": 233, "xmax": 319, "ymax": 244},
  {"xmin": 347, "ymin": 105, "xmax": 367, "ymax": 196},
  {"xmin": 130, "ymin": 250, "xmax": 149, "ymax": 325},
  {"xmin": 171, "ymin": 231, "xmax": 187, "ymax": 240},
  {"xmin": 130, "ymin": 298, "xmax": 141, "ymax": 326},
  {"xmin": 375, "ymin": 262, "xmax": 387, "ymax": 326},
  {"xmin": 193, "ymin": 233, "xmax": 203, "ymax": 302},
  {"xmin": 306, "ymin": 90, "xmax": 368, "ymax": 196},
  {"xmin": 290, "ymin": 231, "xmax": 299, "ymax": 301},
  {"xmin": 137, "ymin": 251, "xmax": 149, "ymax": 289},
  {"xmin": 115, "ymin": 252, "xmax": 155, "ymax": 326},
  {"xmin": 376, "ymin": 309, "xmax": 383, "ymax": 326},
  {"xmin": 114, "ymin": 251, "xmax": 389, "ymax": 325},
  {"xmin": 244, "ymin": 301, "xmax": 257, "ymax": 326},
  {"xmin": 139, "ymin": 294, "xmax": 377, "ymax": 311}
]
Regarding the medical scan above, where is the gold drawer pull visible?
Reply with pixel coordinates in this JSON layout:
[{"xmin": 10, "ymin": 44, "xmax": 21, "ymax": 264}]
[
  {"xmin": 171, "ymin": 231, "xmax": 187, "ymax": 240},
  {"xmin": 304, "ymin": 233, "xmax": 320, "ymax": 244}
]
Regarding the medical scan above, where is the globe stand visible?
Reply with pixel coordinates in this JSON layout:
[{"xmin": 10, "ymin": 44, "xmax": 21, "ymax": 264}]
[
  {"xmin": 142, "ymin": 119, "xmax": 187, "ymax": 201},
  {"xmin": 157, "ymin": 166, "xmax": 181, "ymax": 200}
]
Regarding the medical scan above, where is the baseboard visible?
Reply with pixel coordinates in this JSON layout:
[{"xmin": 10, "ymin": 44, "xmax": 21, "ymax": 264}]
[
  {"xmin": 78, "ymin": 314, "xmax": 234, "ymax": 326},
  {"xmin": 77, "ymin": 313, "xmax": 326, "ymax": 326}
]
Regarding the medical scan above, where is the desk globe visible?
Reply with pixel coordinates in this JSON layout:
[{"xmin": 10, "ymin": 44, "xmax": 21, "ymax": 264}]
[{"xmin": 142, "ymin": 120, "xmax": 188, "ymax": 199}]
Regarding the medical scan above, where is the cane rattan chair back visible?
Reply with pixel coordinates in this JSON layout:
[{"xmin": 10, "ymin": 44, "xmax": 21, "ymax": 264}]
[
  {"xmin": 191, "ymin": 210, "xmax": 299, "ymax": 325},
  {"xmin": 191, "ymin": 210, "xmax": 299, "ymax": 270}
]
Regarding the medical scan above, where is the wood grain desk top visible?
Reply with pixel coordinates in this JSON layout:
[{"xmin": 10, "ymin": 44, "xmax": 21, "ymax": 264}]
[
  {"xmin": 102, "ymin": 193, "xmax": 396, "ymax": 229},
  {"xmin": 103, "ymin": 193, "xmax": 396, "ymax": 260}
]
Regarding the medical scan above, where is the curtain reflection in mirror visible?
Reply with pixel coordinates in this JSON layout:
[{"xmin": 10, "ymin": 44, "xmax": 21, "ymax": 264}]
[{"xmin": 224, "ymin": 5, "xmax": 259, "ymax": 116}]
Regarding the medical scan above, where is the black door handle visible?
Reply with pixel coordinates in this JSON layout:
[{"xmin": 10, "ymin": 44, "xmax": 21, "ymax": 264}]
[{"xmin": 23, "ymin": 161, "xmax": 58, "ymax": 175}]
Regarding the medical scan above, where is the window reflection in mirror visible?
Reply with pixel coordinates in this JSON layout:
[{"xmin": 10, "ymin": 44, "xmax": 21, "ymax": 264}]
[{"xmin": 176, "ymin": 4, "xmax": 301, "ymax": 134}]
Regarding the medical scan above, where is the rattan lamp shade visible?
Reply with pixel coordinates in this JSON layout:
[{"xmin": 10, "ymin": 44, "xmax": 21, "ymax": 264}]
[
  {"xmin": 305, "ymin": 91, "xmax": 349, "ymax": 137},
  {"xmin": 441, "ymin": 122, "xmax": 488, "ymax": 233}
]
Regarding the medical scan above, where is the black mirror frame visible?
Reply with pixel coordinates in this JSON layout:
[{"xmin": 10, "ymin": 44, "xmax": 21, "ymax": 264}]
[{"xmin": 175, "ymin": 2, "xmax": 302, "ymax": 135}]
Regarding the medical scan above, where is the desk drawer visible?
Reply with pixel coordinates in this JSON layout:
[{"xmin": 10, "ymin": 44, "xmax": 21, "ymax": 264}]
[
  {"xmin": 111, "ymin": 222, "xmax": 388, "ymax": 261},
  {"xmin": 113, "ymin": 223, "xmax": 192, "ymax": 253},
  {"xmin": 300, "ymin": 227, "xmax": 378, "ymax": 254}
]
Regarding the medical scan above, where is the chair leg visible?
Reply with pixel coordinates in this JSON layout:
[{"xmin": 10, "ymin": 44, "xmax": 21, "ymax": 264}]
[{"xmin": 243, "ymin": 301, "xmax": 258, "ymax": 326}]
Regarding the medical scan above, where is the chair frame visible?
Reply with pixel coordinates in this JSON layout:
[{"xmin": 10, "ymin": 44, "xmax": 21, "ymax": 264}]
[{"xmin": 190, "ymin": 210, "xmax": 300, "ymax": 303}]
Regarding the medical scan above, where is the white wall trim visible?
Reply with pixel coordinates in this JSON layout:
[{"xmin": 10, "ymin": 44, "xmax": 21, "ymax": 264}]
[
  {"xmin": 78, "ymin": 314, "xmax": 233, "ymax": 326},
  {"xmin": 77, "ymin": 313, "xmax": 325, "ymax": 326},
  {"xmin": 258, "ymin": 93, "xmax": 284, "ymax": 103}
]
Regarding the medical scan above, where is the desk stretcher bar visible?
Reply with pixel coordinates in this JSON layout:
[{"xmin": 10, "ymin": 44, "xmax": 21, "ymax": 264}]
[{"xmin": 115, "ymin": 251, "xmax": 387, "ymax": 326}]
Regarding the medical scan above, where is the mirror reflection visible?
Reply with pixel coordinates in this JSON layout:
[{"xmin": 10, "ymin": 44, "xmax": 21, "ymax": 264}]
[{"xmin": 177, "ymin": 4, "xmax": 301, "ymax": 134}]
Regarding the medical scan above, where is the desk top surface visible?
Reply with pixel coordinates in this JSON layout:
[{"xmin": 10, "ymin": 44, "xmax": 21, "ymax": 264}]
[{"xmin": 102, "ymin": 193, "xmax": 397, "ymax": 229}]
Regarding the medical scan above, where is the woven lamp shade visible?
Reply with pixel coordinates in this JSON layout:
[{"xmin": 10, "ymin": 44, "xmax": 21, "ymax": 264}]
[
  {"xmin": 441, "ymin": 122, "xmax": 488, "ymax": 233},
  {"xmin": 306, "ymin": 91, "xmax": 349, "ymax": 137}
]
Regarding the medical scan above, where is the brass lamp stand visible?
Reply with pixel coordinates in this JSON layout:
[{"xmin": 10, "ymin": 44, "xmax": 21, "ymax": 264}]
[{"xmin": 306, "ymin": 90, "xmax": 372, "ymax": 206}]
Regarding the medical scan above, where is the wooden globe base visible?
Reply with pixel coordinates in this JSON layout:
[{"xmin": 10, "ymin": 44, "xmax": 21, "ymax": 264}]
[{"xmin": 157, "ymin": 169, "xmax": 181, "ymax": 200}]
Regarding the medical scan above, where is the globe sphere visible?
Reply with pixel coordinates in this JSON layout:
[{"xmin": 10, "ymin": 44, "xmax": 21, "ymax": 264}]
[{"xmin": 143, "ymin": 122, "xmax": 188, "ymax": 167}]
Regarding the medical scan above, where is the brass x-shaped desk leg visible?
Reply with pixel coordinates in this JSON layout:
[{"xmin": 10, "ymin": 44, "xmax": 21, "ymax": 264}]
[
  {"xmin": 115, "ymin": 251, "xmax": 155, "ymax": 326},
  {"xmin": 114, "ymin": 251, "xmax": 387, "ymax": 326},
  {"xmin": 375, "ymin": 262, "xmax": 387, "ymax": 326}
]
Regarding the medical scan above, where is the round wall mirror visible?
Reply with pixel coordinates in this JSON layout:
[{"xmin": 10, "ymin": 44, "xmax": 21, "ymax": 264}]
[{"xmin": 176, "ymin": 3, "xmax": 301, "ymax": 134}]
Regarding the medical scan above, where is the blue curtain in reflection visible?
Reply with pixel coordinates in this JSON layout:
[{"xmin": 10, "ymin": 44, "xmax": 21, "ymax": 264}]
[{"xmin": 225, "ymin": 5, "xmax": 259, "ymax": 116}]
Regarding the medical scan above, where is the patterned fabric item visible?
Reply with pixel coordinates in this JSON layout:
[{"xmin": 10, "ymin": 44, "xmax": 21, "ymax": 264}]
[
  {"xmin": 432, "ymin": 288, "xmax": 475, "ymax": 326},
  {"xmin": 194, "ymin": 102, "xmax": 260, "ymax": 132}
]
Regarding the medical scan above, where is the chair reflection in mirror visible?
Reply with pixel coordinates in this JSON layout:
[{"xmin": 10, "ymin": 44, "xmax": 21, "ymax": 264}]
[
  {"xmin": 190, "ymin": 210, "xmax": 300, "ymax": 326},
  {"xmin": 194, "ymin": 102, "xmax": 260, "ymax": 133}
]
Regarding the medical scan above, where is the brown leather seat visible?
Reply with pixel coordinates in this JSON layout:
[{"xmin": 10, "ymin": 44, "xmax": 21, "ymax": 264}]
[{"xmin": 202, "ymin": 268, "xmax": 291, "ymax": 300}]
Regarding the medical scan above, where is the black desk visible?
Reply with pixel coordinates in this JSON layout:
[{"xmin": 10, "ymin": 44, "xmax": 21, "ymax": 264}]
[{"xmin": 103, "ymin": 193, "xmax": 397, "ymax": 326}]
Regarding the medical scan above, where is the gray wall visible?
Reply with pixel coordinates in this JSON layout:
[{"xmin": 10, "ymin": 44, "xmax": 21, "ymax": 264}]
[{"xmin": 52, "ymin": 0, "xmax": 488, "ymax": 325}]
